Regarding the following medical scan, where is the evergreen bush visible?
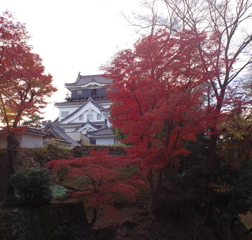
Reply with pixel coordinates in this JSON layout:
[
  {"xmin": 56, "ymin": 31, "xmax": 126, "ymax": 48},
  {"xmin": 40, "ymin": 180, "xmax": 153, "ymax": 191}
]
[{"xmin": 6, "ymin": 168, "xmax": 52, "ymax": 206}]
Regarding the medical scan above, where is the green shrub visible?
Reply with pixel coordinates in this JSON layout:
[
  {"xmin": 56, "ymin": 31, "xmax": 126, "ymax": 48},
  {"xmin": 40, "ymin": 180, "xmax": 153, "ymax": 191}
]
[
  {"xmin": 50, "ymin": 185, "xmax": 67, "ymax": 197},
  {"xmin": 6, "ymin": 168, "xmax": 52, "ymax": 206}
]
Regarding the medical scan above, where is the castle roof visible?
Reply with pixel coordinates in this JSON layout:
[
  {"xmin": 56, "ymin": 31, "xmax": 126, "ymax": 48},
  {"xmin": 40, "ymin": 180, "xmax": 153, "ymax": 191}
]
[
  {"xmin": 54, "ymin": 98, "xmax": 111, "ymax": 107},
  {"xmin": 43, "ymin": 121, "xmax": 79, "ymax": 146},
  {"xmin": 65, "ymin": 74, "xmax": 112, "ymax": 89},
  {"xmin": 58, "ymin": 97, "xmax": 105, "ymax": 123},
  {"xmin": 87, "ymin": 120, "xmax": 114, "ymax": 138}
]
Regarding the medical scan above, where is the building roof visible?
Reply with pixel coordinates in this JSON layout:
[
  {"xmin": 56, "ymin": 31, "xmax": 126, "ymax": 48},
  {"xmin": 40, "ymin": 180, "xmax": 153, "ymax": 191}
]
[
  {"xmin": 87, "ymin": 127, "xmax": 114, "ymax": 138},
  {"xmin": 74, "ymin": 120, "xmax": 100, "ymax": 132},
  {"xmin": 0, "ymin": 127, "xmax": 46, "ymax": 136},
  {"xmin": 59, "ymin": 97, "xmax": 105, "ymax": 123},
  {"xmin": 86, "ymin": 120, "xmax": 114, "ymax": 138},
  {"xmin": 65, "ymin": 74, "xmax": 112, "ymax": 88},
  {"xmin": 43, "ymin": 121, "xmax": 79, "ymax": 146},
  {"xmin": 57, "ymin": 121, "xmax": 104, "ymax": 128},
  {"xmin": 54, "ymin": 98, "xmax": 111, "ymax": 107}
]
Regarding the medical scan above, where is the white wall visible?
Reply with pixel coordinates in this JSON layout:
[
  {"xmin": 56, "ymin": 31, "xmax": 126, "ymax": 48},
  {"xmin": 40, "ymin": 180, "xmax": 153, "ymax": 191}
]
[
  {"xmin": 64, "ymin": 127, "xmax": 78, "ymax": 133},
  {"xmin": 21, "ymin": 134, "xmax": 43, "ymax": 148},
  {"xmin": 58, "ymin": 106, "xmax": 79, "ymax": 121},
  {"xmin": 96, "ymin": 137, "xmax": 115, "ymax": 145},
  {"xmin": 66, "ymin": 132, "xmax": 81, "ymax": 142},
  {"xmin": 0, "ymin": 133, "xmax": 43, "ymax": 149}
]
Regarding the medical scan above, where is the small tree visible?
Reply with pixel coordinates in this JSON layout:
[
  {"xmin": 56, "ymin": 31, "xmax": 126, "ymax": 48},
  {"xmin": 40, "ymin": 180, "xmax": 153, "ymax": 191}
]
[{"xmin": 46, "ymin": 149, "xmax": 144, "ymax": 229}]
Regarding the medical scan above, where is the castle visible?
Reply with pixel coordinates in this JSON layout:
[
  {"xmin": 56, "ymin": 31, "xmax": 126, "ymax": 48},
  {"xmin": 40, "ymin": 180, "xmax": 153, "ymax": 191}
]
[{"xmin": 53, "ymin": 73, "xmax": 118, "ymax": 145}]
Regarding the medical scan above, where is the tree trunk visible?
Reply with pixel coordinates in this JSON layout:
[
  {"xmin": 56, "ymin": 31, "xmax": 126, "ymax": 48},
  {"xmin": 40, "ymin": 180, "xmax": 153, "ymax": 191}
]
[
  {"xmin": 89, "ymin": 208, "xmax": 97, "ymax": 229},
  {"xmin": 5, "ymin": 132, "xmax": 19, "ymax": 198}
]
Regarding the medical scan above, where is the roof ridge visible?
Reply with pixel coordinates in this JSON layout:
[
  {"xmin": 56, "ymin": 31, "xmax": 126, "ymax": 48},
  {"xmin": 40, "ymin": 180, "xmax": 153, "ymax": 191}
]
[{"xmin": 59, "ymin": 98, "xmax": 104, "ymax": 123}]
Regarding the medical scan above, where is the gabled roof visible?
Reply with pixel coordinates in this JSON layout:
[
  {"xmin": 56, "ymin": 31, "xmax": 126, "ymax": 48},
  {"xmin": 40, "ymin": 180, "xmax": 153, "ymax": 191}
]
[
  {"xmin": 87, "ymin": 120, "xmax": 114, "ymax": 138},
  {"xmin": 65, "ymin": 74, "xmax": 112, "ymax": 88},
  {"xmin": 75, "ymin": 120, "xmax": 100, "ymax": 132},
  {"xmin": 59, "ymin": 97, "xmax": 105, "ymax": 123},
  {"xmin": 43, "ymin": 121, "xmax": 79, "ymax": 146},
  {"xmin": 87, "ymin": 127, "xmax": 114, "ymax": 138}
]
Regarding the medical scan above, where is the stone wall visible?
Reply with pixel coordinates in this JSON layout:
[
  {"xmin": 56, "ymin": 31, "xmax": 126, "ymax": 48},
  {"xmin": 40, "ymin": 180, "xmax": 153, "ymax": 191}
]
[
  {"xmin": 0, "ymin": 150, "xmax": 42, "ymax": 201},
  {"xmin": 0, "ymin": 146, "xmax": 127, "ymax": 201},
  {"xmin": 0, "ymin": 202, "xmax": 94, "ymax": 240}
]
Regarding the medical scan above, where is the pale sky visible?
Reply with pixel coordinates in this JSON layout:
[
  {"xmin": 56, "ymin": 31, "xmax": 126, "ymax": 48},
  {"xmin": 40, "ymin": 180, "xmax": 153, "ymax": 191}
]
[{"xmin": 1, "ymin": 0, "xmax": 143, "ymax": 121}]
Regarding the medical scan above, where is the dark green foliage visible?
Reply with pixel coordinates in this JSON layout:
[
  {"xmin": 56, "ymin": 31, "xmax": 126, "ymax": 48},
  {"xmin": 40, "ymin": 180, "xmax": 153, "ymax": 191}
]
[
  {"xmin": 71, "ymin": 145, "xmax": 86, "ymax": 157},
  {"xmin": 212, "ymin": 158, "xmax": 252, "ymax": 216},
  {"xmin": 57, "ymin": 166, "xmax": 69, "ymax": 181},
  {"xmin": 111, "ymin": 126, "xmax": 128, "ymax": 142},
  {"xmin": 5, "ymin": 168, "xmax": 52, "ymax": 206},
  {"xmin": 22, "ymin": 113, "xmax": 44, "ymax": 128},
  {"xmin": 31, "ymin": 142, "xmax": 72, "ymax": 163}
]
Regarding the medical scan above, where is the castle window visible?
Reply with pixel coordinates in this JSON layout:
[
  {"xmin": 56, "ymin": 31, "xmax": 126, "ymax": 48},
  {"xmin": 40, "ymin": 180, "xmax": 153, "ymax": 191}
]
[
  {"xmin": 61, "ymin": 111, "xmax": 69, "ymax": 118},
  {"xmin": 79, "ymin": 115, "xmax": 84, "ymax": 121},
  {"xmin": 91, "ymin": 89, "xmax": 97, "ymax": 97},
  {"xmin": 87, "ymin": 114, "xmax": 93, "ymax": 120},
  {"xmin": 97, "ymin": 114, "xmax": 102, "ymax": 120},
  {"xmin": 77, "ymin": 90, "xmax": 82, "ymax": 95}
]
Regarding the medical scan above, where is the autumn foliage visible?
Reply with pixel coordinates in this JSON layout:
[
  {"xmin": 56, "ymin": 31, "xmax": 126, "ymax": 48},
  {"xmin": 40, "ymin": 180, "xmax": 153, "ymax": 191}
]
[
  {"xmin": 0, "ymin": 11, "xmax": 57, "ymax": 129},
  {"xmin": 103, "ymin": 29, "xmax": 219, "ymax": 169},
  {"xmin": 0, "ymin": 10, "xmax": 57, "ymax": 199},
  {"xmin": 46, "ymin": 149, "xmax": 144, "ymax": 228},
  {"xmin": 101, "ymin": 29, "xmax": 222, "ymax": 217}
]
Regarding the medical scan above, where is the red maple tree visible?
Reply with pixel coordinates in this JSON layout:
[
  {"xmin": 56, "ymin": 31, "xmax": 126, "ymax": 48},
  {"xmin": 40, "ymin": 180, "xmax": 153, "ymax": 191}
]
[
  {"xmin": 0, "ymin": 11, "xmax": 57, "ymax": 197},
  {"xmin": 101, "ymin": 29, "xmax": 220, "ymax": 218},
  {"xmin": 46, "ymin": 149, "xmax": 144, "ymax": 228}
]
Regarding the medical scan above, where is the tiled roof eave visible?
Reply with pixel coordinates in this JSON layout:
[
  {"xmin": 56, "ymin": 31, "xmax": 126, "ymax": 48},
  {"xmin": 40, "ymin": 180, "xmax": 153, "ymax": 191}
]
[
  {"xmin": 58, "ymin": 124, "xmax": 82, "ymax": 127},
  {"xmin": 87, "ymin": 134, "xmax": 115, "ymax": 138}
]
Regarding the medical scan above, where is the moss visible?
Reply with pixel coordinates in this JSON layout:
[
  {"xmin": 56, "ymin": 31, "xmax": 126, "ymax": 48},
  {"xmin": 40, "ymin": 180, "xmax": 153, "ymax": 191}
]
[{"xmin": 30, "ymin": 143, "xmax": 72, "ymax": 163}]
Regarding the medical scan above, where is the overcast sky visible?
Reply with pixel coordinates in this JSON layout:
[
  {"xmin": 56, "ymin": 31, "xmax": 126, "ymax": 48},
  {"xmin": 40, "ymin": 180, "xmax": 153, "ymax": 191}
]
[{"xmin": 1, "ymin": 0, "xmax": 143, "ymax": 121}]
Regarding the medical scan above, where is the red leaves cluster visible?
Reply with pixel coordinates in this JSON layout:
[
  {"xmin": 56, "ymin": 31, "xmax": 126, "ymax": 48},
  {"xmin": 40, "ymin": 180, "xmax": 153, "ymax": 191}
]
[
  {"xmin": 0, "ymin": 11, "xmax": 57, "ymax": 128},
  {"xmin": 102, "ymin": 29, "xmax": 220, "ymax": 171},
  {"xmin": 46, "ymin": 149, "xmax": 144, "ymax": 225}
]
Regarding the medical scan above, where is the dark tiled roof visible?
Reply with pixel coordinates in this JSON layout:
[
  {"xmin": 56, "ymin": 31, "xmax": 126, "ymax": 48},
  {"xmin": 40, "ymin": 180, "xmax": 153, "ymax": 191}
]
[
  {"xmin": 87, "ymin": 127, "xmax": 115, "ymax": 138},
  {"xmin": 59, "ymin": 97, "xmax": 105, "ymax": 123},
  {"xmin": 54, "ymin": 98, "xmax": 111, "ymax": 107},
  {"xmin": 101, "ymin": 108, "xmax": 110, "ymax": 113},
  {"xmin": 43, "ymin": 121, "xmax": 79, "ymax": 146},
  {"xmin": 75, "ymin": 120, "xmax": 100, "ymax": 131},
  {"xmin": 87, "ymin": 121, "xmax": 114, "ymax": 138},
  {"xmin": 65, "ymin": 74, "xmax": 112, "ymax": 87},
  {"xmin": 53, "ymin": 117, "xmax": 59, "ymax": 123},
  {"xmin": 57, "ymin": 121, "xmax": 104, "ymax": 129},
  {"xmin": 0, "ymin": 127, "xmax": 46, "ymax": 136},
  {"xmin": 58, "ymin": 123, "xmax": 83, "ymax": 127},
  {"xmin": 25, "ymin": 127, "xmax": 47, "ymax": 135}
]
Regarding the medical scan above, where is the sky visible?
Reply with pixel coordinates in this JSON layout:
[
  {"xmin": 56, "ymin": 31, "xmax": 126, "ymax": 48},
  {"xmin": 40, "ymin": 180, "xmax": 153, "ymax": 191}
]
[{"xmin": 1, "ymin": 0, "xmax": 144, "ymax": 121}]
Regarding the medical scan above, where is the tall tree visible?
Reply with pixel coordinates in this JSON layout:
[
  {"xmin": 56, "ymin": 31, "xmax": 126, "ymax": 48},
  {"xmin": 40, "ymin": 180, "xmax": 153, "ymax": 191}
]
[
  {"xmin": 0, "ymin": 11, "xmax": 57, "ymax": 197},
  {"xmin": 102, "ymin": 29, "xmax": 219, "ymax": 219},
  {"xmin": 127, "ymin": 1, "xmax": 252, "ymax": 237}
]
